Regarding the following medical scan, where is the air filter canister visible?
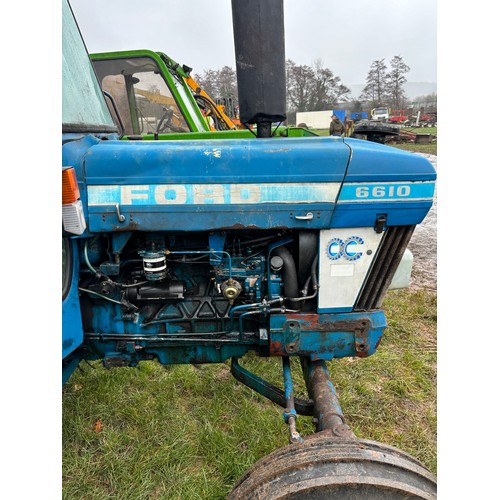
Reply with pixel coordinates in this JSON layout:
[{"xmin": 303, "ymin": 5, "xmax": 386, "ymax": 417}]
[{"xmin": 141, "ymin": 251, "xmax": 167, "ymax": 281}]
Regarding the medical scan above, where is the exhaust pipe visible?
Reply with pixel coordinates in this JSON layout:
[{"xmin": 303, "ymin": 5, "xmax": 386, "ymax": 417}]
[{"xmin": 231, "ymin": 0, "xmax": 287, "ymax": 137}]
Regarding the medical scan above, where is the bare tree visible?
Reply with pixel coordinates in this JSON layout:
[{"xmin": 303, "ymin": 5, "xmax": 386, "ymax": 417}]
[
  {"xmin": 309, "ymin": 60, "xmax": 351, "ymax": 110},
  {"xmin": 413, "ymin": 93, "xmax": 437, "ymax": 113},
  {"xmin": 286, "ymin": 59, "xmax": 350, "ymax": 112},
  {"xmin": 193, "ymin": 67, "xmax": 238, "ymax": 104},
  {"xmin": 214, "ymin": 66, "xmax": 238, "ymax": 101},
  {"xmin": 195, "ymin": 59, "xmax": 350, "ymax": 114},
  {"xmin": 193, "ymin": 69, "xmax": 218, "ymax": 98},
  {"xmin": 286, "ymin": 60, "xmax": 315, "ymax": 112}
]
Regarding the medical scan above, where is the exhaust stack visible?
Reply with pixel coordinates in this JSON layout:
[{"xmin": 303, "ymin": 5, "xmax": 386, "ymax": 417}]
[{"xmin": 231, "ymin": 0, "xmax": 287, "ymax": 137}]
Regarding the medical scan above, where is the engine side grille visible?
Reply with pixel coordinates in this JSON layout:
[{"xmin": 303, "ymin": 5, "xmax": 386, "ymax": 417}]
[{"xmin": 355, "ymin": 225, "xmax": 415, "ymax": 311}]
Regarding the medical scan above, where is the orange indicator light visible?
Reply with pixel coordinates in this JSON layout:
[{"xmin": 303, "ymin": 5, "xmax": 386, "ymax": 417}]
[{"xmin": 62, "ymin": 168, "xmax": 80, "ymax": 204}]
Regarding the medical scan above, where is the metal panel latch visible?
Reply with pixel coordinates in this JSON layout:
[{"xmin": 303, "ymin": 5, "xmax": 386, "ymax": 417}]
[
  {"xmin": 115, "ymin": 203, "xmax": 125, "ymax": 223},
  {"xmin": 294, "ymin": 212, "xmax": 314, "ymax": 221}
]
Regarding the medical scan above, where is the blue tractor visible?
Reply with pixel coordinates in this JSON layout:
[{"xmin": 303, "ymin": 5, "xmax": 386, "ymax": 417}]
[{"xmin": 62, "ymin": 0, "xmax": 437, "ymax": 496}]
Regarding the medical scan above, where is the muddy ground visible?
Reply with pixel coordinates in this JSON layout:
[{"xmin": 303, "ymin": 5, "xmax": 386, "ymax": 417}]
[{"xmin": 407, "ymin": 153, "xmax": 437, "ymax": 291}]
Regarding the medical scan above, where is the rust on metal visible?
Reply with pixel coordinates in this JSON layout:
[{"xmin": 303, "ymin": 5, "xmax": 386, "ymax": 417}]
[
  {"xmin": 270, "ymin": 314, "xmax": 372, "ymax": 358},
  {"xmin": 303, "ymin": 358, "xmax": 355, "ymax": 438},
  {"xmin": 285, "ymin": 314, "xmax": 370, "ymax": 334}
]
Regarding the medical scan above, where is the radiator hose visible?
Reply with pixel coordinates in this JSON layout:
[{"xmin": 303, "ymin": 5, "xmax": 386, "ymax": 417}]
[{"xmin": 273, "ymin": 246, "xmax": 299, "ymax": 299}]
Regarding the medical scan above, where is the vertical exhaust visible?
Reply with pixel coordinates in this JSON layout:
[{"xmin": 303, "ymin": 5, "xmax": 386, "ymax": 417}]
[{"xmin": 231, "ymin": 0, "xmax": 287, "ymax": 137}]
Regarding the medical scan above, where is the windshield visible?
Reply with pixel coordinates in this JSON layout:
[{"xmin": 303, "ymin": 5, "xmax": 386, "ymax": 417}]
[
  {"xmin": 62, "ymin": 0, "xmax": 116, "ymax": 133},
  {"xmin": 374, "ymin": 108, "xmax": 388, "ymax": 115},
  {"xmin": 93, "ymin": 56, "xmax": 191, "ymax": 136}
]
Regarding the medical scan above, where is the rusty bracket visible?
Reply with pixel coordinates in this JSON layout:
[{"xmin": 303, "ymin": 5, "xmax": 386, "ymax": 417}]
[{"xmin": 273, "ymin": 316, "xmax": 372, "ymax": 358}]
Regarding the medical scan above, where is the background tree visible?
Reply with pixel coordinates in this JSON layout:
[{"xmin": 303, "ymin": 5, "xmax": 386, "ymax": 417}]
[
  {"xmin": 286, "ymin": 59, "xmax": 350, "ymax": 112},
  {"xmin": 215, "ymin": 66, "xmax": 238, "ymax": 101},
  {"xmin": 193, "ymin": 59, "xmax": 351, "ymax": 115},
  {"xmin": 285, "ymin": 59, "xmax": 315, "ymax": 112},
  {"xmin": 413, "ymin": 93, "xmax": 437, "ymax": 113},
  {"xmin": 351, "ymin": 100, "xmax": 364, "ymax": 112},
  {"xmin": 308, "ymin": 59, "xmax": 351, "ymax": 110},
  {"xmin": 386, "ymin": 55, "xmax": 410, "ymax": 110},
  {"xmin": 193, "ymin": 66, "xmax": 238, "ymax": 104},
  {"xmin": 360, "ymin": 59, "xmax": 388, "ymax": 105}
]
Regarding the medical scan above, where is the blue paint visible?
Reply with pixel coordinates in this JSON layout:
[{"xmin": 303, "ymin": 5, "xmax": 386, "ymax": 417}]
[
  {"xmin": 330, "ymin": 202, "xmax": 433, "ymax": 228},
  {"xmin": 62, "ymin": 359, "xmax": 81, "ymax": 385},
  {"xmin": 270, "ymin": 311, "xmax": 386, "ymax": 359},
  {"xmin": 83, "ymin": 136, "xmax": 351, "ymax": 185},
  {"xmin": 88, "ymin": 203, "xmax": 336, "ymax": 232},
  {"xmin": 282, "ymin": 357, "xmax": 294, "ymax": 401},
  {"xmin": 282, "ymin": 357, "xmax": 298, "ymax": 424},
  {"xmin": 343, "ymin": 137, "xmax": 437, "ymax": 182},
  {"xmin": 62, "ymin": 239, "xmax": 84, "ymax": 359},
  {"xmin": 208, "ymin": 233, "xmax": 226, "ymax": 265},
  {"xmin": 338, "ymin": 181, "xmax": 435, "ymax": 202},
  {"xmin": 79, "ymin": 136, "xmax": 436, "ymax": 233}
]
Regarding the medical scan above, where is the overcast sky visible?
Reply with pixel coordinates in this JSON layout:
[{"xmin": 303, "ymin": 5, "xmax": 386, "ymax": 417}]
[{"xmin": 69, "ymin": 0, "xmax": 436, "ymax": 86}]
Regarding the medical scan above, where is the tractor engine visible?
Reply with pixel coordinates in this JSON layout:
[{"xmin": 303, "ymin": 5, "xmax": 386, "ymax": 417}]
[
  {"xmin": 79, "ymin": 229, "xmax": 313, "ymax": 362},
  {"xmin": 75, "ymin": 215, "xmax": 420, "ymax": 368}
]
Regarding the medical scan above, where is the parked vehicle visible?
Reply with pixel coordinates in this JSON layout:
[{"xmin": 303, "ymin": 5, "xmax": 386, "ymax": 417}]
[
  {"xmin": 370, "ymin": 106, "xmax": 390, "ymax": 121},
  {"xmin": 91, "ymin": 49, "xmax": 314, "ymax": 140},
  {"xmin": 389, "ymin": 109, "xmax": 409, "ymax": 124},
  {"xmin": 63, "ymin": 0, "xmax": 437, "ymax": 496}
]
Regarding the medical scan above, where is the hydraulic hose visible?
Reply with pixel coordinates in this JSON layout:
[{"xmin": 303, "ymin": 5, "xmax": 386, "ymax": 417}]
[{"xmin": 289, "ymin": 255, "xmax": 318, "ymax": 303}]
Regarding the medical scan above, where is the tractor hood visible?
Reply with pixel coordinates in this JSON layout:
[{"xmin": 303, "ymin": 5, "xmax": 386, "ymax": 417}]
[{"xmin": 81, "ymin": 136, "xmax": 435, "ymax": 232}]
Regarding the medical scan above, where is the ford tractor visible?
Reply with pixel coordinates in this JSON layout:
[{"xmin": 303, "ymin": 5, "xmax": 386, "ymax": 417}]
[{"xmin": 62, "ymin": 0, "xmax": 437, "ymax": 496}]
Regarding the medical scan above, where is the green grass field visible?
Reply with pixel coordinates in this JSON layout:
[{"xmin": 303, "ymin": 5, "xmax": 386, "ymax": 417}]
[{"xmin": 62, "ymin": 288, "xmax": 437, "ymax": 499}]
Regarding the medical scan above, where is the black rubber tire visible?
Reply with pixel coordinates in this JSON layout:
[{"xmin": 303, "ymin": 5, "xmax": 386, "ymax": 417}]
[
  {"xmin": 228, "ymin": 437, "xmax": 436, "ymax": 499},
  {"xmin": 353, "ymin": 120, "xmax": 400, "ymax": 136}
]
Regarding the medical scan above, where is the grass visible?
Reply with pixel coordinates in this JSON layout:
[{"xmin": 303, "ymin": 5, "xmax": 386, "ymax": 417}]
[
  {"xmin": 392, "ymin": 127, "xmax": 437, "ymax": 155},
  {"xmin": 311, "ymin": 125, "xmax": 438, "ymax": 155},
  {"xmin": 62, "ymin": 288, "xmax": 437, "ymax": 499},
  {"xmin": 390, "ymin": 142, "xmax": 437, "ymax": 155}
]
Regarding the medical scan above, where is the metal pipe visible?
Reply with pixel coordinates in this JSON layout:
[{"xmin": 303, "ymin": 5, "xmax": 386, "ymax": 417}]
[
  {"xmin": 256, "ymin": 122, "xmax": 272, "ymax": 138},
  {"xmin": 282, "ymin": 356, "xmax": 302, "ymax": 443},
  {"xmin": 238, "ymin": 307, "xmax": 299, "ymax": 336},
  {"xmin": 166, "ymin": 250, "xmax": 233, "ymax": 278},
  {"xmin": 301, "ymin": 358, "xmax": 355, "ymax": 438}
]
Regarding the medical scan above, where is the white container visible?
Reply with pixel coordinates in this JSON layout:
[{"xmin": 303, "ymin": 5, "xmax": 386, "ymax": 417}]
[{"xmin": 389, "ymin": 249, "xmax": 414, "ymax": 290}]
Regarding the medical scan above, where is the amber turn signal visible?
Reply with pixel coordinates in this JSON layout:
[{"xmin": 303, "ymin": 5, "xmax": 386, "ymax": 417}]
[{"xmin": 62, "ymin": 167, "xmax": 80, "ymax": 204}]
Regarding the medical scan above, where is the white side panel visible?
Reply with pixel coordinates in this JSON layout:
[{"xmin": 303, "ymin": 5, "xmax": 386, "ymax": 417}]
[{"xmin": 318, "ymin": 228, "xmax": 384, "ymax": 310}]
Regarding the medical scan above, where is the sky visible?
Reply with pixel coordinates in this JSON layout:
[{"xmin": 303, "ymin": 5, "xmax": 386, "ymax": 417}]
[{"xmin": 69, "ymin": 0, "xmax": 437, "ymax": 87}]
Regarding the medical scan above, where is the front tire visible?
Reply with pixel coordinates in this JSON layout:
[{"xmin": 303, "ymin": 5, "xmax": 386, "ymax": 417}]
[{"xmin": 228, "ymin": 435, "xmax": 436, "ymax": 499}]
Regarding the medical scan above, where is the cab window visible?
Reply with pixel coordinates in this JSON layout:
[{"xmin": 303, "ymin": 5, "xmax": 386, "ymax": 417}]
[{"xmin": 94, "ymin": 57, "xmax": 190, "ymax": 136}]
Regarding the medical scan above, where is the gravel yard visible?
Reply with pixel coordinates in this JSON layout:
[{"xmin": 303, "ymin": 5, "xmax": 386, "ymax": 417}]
[{"xmin": 407, "ymin": 153, "xmax": 437, "ymax": 291}]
